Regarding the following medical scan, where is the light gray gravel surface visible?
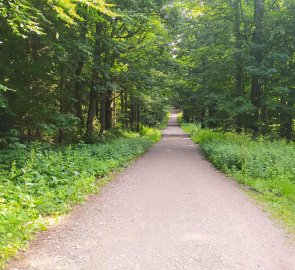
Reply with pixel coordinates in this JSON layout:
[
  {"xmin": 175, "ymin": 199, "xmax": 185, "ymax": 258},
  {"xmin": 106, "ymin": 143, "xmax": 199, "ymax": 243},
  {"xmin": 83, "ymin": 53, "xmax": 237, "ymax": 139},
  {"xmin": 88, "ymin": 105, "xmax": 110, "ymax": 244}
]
[{"xmin": 8, "ymin": 112, "xmax": 295, "ymax": 270}]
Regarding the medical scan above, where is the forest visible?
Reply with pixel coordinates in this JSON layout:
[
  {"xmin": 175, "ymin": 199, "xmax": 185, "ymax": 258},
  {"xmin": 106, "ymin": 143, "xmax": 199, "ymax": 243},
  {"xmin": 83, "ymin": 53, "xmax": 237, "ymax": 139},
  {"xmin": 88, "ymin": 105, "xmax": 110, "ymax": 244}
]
[
  {"xmin": 0, "ymin": 0, "xmax": 174, "ymax": 145},
  {"xmin": 175, "ymin": 0, "xmax": 295, "ymax": 140},
  {"xmin": 0, "ymin": 0, "xmax": 294, "ymax": 142},
  {"xmin": 0, "ymin": 0, "xmax": 294, "ymax": 268}
]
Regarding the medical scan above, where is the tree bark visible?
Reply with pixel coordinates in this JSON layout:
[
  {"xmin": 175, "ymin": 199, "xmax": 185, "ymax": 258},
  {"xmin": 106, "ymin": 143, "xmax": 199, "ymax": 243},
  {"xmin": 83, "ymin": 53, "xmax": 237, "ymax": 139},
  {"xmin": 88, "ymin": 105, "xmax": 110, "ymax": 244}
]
[
  {"xmin": 99, "ymin": 91, "xmax": 106, "ymax": 134},
  {"xmin": 136, "ymin": 100, "xmax": 141, "ymax": 132},
  {"xmin": 74, "ymin": 60, "xmax": 85, "ymax": 128},
  {"xmin": 280, "ymin": 88, "xmax": 294, "ymax": 141},
  {"xmin": 234, "ymin": 0, "xmax": 244, "ymax": 132},
  {"xmin": 124, "ymin": 90, "xmax": 129, "ymax": 129},
  {"xmin": 86, "ymin": 22, "xmax": 103, "ymax": 137},
  {"xmin": 200, "ymin": 108, "xmax": 206, "ymax": 129},
  {"xmin": 130, "ymin": 94, "xmax": 135, "ymax": 131},
  {"xmin": 105, "ymin": 90, "xmax": 113, "ymax": 130},
  {"xmin": 113, "ymin": 93, "xmax": 117, "ymax": 128},
  {"xmin": 250, "ymin": 0, "xmax": 264, "ymax": 134}
]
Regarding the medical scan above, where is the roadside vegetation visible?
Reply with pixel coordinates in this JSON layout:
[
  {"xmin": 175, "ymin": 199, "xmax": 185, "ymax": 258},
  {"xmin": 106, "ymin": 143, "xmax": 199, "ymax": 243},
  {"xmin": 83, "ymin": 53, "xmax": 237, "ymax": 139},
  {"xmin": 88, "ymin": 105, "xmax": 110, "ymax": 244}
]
[
  {"xmin": 0, "ymin": 128, "xmax": 161, "ymax": 269},
  {"xmin": 1, "ymin": 0, "xmax": 294, "ymax": 266},
  {"xmin": 181, "ymin": 122, "xmax": 295, "ymax": 231}
]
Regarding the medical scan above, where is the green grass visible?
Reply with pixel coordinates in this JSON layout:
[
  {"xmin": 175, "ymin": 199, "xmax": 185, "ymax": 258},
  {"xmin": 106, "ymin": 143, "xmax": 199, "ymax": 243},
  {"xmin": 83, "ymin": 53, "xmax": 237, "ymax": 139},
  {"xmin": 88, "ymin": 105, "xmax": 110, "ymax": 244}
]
[
  {"xmin": 182, "ymin": 125, "xmax": 295, "ymax": 231},
  {"xmin": 181, "ymin": 123, "xmax": 198, "ymax": 134},
  {"xmin": 0, "ymin": 130, "xmax": 160, "ymax": 269}
]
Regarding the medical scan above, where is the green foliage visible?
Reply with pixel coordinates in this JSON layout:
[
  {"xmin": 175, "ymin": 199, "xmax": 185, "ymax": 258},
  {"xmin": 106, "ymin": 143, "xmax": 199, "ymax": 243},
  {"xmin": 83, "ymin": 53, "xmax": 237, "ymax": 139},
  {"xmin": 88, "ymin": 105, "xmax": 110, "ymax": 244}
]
[
  {"xmin": 189, "ymin": 128, "xmax": 295, "ymax": 229},
  {"xmin": 177, "ymin": 112, "xmax": 183, "ymax": 125},
  {"xmin": 181, "ymin": 123, "xmax": 196, "ymax": 134},
  {"xmin": 0, "ymin": 84, "xmax": 12, "ymax": 109},
  {"xmin": 174, "ymin": 0, "xmax": 295, "ymax": 140},
  {"xmin": 156, "ymin": 112, "xmax": 170, "ymax": 130},
  {"xmin": 0, "ymin": 132, "xmax": 157, "ymax": 268},
  {"xmin": 140, "ymin": 126, "xmax": 161, "ymax": 142},
  {"xmin": 0, "ymin": 0, "xmax": 172, "ymax": 143}
]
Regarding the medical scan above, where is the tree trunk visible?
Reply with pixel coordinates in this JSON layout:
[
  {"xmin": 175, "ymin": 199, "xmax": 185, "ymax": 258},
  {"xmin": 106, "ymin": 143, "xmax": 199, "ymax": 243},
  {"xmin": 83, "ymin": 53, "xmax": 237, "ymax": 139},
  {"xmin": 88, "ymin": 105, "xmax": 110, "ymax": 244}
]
[
  {"xmin": 73, "ymin": 23, "xmax": 87, "ymax": 130},
  {"xmin": 120, "ymin": 90, "xmax": 125, "ymax": 128},
  {"xmin": 100, "ymin": 91, "xmax": 106, "ymax": 134},
  {"xmin": 200, "ymin": 108, "xmax": 206, "ymax": 129},
  {"xmin": 105, "ymin": 90, "xmax": 113, "ymax": 130},
  {"xmin": 58, "ymin": 68, "xmax": 66, "ymax": 144},
  {"xmin": 124, "ymin": 90, "xmax": 129, "ymax": 129},
  {"xmin": 86, "ymin": 22, "xmax": 103, "ymax": 137},
  {"xmin": 130, "ymin": 94, "xmax": 135, "ymax": 131},
  {"xmin": 250, "ymin": 0, "xmax": 264, "ymax": 134},
  {"xmin": 261, "ymin": 101, "xmax": 268, "ymax": 135},
  {"xmin": 74, "ymin": 60, "xmax": 85, "ymax": 128},
  {"xmin": 136, "ymin": 100, "xmax": 141, "ymax": 132},
  {"xmin": 234, "ymin": 0, "xmax": 243, "ymax": 95},
  {"xmin": 280, "ymin": 88, "xmax": 294, "ymax": 141},
  {"xmin": 86, "ymin": 88, "xmax": 98, "ymax": 135},
  {"xmin": 234, "ymin": 0, "xmax": 244, "ymax": 132},
  {"xmin": 113, "ymin": 93, "xmax": 117, "ymax": 128},
  {"xmin": 208, "ymin": 104, "xmax": 217, "ymax": 129}
]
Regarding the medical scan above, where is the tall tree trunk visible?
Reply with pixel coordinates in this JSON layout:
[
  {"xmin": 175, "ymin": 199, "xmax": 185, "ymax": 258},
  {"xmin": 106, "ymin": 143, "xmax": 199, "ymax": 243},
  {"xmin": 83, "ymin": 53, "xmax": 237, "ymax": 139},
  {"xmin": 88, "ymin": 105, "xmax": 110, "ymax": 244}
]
[
  {"xmin": 74, "ymin": 61, "xmax": 85, "ymax": 129},
  {"xmin": 120, "ymin": 90, "xmax": 125, "ymax": 128},
  {"xmin": 74, "ymin": 60, "xmax": 85, "ymax": 128},
  {"xmin": 86, "ymin": 22, "xmax": 103, "ymax": 137},
  {"xmin": 136, "ymin": 100, "xmax": 141, "ymax": 132},
  {"xmin": 100, "ymin": 91, "xmax": 106, "ymax": 134},
  {"xmin": 234, "ymin": 0, "xmax": 244, "ymax": 132},
  {"xmin": 105, "ymin": 90, "xmax": 113, "ymax": 130},
  {"xmin": 280, "ymin": 87, "xmax": 294, "ymax": 141},
  {"xmin": 200, "ymin": 108, "xmax": 206, "ymax": 129},
  {"xmin": 124, "ymin": 90, "xmax": 129, "ymax": 129},
  {"xmin": 86, "ymin": 87, "xmax": 98, "ymax": 135},
  {"xmin": 130, "ymin": 94, "xmax": 135, "ymax": 131},
  {"xmin": 261, "ymin": 91, "xmax": 268, "ymax": 135},
  {"xmin": 208, "ymin": 104, "xmax": 217, "ymax": 129},
  {"xmin": 250, "ymin": 0, "xmax": 264, "ymax": 134},
  {"xmin": 113, "ymin": 93, "xmax": 117, "ymax": 128},
  {"xmin": 234, "ymin": 0, "xmax": 243, "ymax": 95},
  {"xmin": 73, "ymin": 23, "xmax": 87, "ymax": 130},
  {"xmin": 59, "ymin": 73, "xmax": 65, "ymax": 144}
]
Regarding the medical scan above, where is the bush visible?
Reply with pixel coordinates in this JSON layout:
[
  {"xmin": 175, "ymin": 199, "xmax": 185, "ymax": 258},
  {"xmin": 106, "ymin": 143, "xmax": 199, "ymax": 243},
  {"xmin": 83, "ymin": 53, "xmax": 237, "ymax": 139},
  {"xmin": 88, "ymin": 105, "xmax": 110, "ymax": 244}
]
[
  {"xmin": 177, "ymin": 112, "xmax": 183, "ymax": 124},
  {"xmin": 140, "ymin": 126, "xmax": 162, "ymax": 142},
  {"xmin": 0, "ymin": 133, "xmax": 157, "ymax": 269}
]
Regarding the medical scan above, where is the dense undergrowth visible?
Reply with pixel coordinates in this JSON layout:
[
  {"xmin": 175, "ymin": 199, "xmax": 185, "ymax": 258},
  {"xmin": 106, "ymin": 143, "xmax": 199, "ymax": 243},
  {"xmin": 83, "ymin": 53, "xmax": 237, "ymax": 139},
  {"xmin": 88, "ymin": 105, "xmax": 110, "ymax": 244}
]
[
  {"xmin": 182, "ymin": 123, "xmax": 295, "ymax": 230},
  {"xmin": 0, "ymin": 128, "xmax": 161, "ymax": 269}
]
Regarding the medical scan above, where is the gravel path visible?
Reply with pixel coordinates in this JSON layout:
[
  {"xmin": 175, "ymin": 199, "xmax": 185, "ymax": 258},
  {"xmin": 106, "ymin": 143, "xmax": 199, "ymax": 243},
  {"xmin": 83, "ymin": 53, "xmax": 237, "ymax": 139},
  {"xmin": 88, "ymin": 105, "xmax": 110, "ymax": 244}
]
[{"xmin": 8, "ymin": 112, "xmax": 295, "ymax": 270}]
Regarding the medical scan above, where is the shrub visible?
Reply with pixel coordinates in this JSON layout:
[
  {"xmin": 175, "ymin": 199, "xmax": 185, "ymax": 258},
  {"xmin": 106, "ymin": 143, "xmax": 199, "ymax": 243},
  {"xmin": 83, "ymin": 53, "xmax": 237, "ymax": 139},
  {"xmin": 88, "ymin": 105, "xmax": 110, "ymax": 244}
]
[{"xmin": 140, "ymin": 126, "xmax": 162, "ymax": 142}]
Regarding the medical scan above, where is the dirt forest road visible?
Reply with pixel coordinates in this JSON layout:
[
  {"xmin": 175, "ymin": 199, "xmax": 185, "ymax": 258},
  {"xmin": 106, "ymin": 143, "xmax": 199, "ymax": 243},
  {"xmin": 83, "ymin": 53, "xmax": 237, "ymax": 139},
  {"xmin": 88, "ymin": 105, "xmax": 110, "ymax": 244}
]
[{"xmin": 8, "ymin": 112, "xmax": 295, "ymax": 270}]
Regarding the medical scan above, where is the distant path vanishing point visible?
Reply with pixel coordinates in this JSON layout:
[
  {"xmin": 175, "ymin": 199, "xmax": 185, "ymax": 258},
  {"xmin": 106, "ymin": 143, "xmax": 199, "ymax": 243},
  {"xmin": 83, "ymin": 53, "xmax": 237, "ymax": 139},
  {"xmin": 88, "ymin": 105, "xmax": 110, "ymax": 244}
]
[{"xmin": 8, "ymin": 111, "xmax": 295, "ymax": 270}]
